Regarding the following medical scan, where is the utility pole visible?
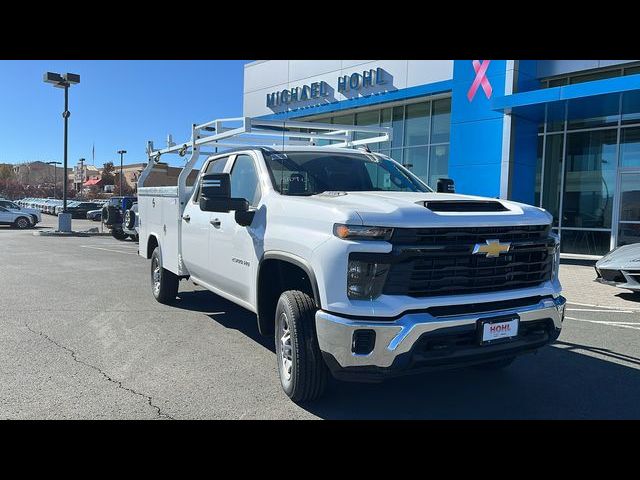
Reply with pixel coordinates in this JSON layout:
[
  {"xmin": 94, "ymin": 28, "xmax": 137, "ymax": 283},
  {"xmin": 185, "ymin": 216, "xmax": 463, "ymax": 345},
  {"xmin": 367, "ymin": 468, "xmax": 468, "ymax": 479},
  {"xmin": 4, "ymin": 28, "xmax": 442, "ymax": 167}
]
[
  {"xmin": 117, "ymin": 150, "xmax": 127, "ymax": 195},
  {"xmin": 43, "ymin": 72, "xmax": 80, "ymax": 232}
]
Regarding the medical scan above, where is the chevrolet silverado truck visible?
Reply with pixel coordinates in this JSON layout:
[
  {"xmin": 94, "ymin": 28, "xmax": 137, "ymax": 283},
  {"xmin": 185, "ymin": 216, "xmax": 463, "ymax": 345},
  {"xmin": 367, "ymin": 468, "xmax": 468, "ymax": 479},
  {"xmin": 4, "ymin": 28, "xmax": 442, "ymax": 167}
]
[{"xmin": 137, "ymin": 117, "xmax": 565, "ymax": 402}]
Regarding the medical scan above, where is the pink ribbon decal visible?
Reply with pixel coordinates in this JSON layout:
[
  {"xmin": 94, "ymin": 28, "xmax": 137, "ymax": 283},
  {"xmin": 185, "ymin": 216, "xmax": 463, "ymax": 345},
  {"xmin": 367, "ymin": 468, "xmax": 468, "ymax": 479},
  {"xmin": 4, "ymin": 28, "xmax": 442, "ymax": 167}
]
[{"xmin": 467, "ymin": 60, "xmax": 492, "ymax": 101}]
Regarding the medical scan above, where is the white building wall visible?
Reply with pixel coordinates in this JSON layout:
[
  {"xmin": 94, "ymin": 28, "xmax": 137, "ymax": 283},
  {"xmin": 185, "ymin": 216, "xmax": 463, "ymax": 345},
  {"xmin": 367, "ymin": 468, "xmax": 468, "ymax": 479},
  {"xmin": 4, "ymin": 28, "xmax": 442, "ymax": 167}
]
[{"xmin": 243, "ymin": 60, "xmax": 454, "ymax": 117}]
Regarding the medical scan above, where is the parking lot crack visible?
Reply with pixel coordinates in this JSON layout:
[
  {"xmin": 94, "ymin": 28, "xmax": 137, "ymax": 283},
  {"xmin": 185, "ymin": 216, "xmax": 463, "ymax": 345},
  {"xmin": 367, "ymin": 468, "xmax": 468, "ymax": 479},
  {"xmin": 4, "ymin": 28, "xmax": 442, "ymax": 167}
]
[{"xmin": 24, "ymin": 323, "xmax": 174, "ymax": 419}]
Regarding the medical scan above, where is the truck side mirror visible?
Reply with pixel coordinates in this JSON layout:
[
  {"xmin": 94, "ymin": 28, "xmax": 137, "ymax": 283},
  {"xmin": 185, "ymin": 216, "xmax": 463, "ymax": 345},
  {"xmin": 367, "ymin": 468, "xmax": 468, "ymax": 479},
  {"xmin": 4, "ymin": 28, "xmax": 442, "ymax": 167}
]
[
  {"xmin": 199, "ymin": 173, "xmax": 250, "ymax": 213},
  {"xmin": 437, "ymin": 178, "xmax": 455, "ymax": 193}
]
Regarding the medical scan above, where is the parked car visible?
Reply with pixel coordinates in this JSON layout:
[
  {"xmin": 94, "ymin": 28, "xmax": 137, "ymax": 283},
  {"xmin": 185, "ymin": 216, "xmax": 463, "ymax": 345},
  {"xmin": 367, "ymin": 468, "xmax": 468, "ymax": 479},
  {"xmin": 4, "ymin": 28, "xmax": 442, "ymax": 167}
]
[
  {"xmin": 64, "ymin": 201, "xmax": 102, "ymax": 219},
  {"xmin": 137, "ymin": 117, "xmax": 565, "ymax": 402},
  {"xmin": 102, "ymin": 196, "xmax": 137, "ymax": 240},
  {"xmin": 86, "ymin": 208, "xmax": 102, "ymax": 221},
  {"xmin": 122, "ymin": 202, "xmax": 139, "ymax": 241},
  {"xmin": 595, "ymin": 243, "xmax": 640, "ymax": 294},
  {"xmin": 0, "ymin": 199, "xmax": 41, "ymax": 225},
  {"xmin": 54, "ymin": 201, "xmax": 79, "ymax": 215},
  {"xmin": 45, "ymin": 199, "xmax": 63, "ymax": 214},
  {"xmin": 0, "ymin": 205, "xmax": 34, "ymax": 229}
]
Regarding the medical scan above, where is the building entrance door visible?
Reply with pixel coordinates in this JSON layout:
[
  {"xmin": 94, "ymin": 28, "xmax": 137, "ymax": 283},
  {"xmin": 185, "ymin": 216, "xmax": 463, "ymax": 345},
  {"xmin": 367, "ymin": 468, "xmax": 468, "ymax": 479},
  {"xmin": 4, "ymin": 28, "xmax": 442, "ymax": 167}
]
[{"xmin": 614, "ymin": 170, "xmax": 640, "ymax": 247}]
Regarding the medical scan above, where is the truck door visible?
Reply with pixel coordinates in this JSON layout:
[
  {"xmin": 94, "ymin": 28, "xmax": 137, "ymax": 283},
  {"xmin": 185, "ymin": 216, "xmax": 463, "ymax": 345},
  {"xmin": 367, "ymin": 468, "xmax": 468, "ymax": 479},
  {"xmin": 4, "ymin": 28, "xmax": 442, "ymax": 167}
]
[
  {"xmin": 208, "ymin": 153, "xmax": 263, "ymax": 303},
  {"xmin": 181, "ymin": 156, "xmax": 229, "ymax": 281}
]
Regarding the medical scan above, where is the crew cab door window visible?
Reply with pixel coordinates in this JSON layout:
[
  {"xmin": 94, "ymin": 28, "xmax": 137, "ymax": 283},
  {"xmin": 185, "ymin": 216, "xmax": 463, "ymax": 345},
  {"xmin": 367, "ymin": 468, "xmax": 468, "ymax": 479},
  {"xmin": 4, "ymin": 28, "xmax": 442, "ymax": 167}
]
[{"xmin": 230, "ymin": 154, "xmax": 261, "ymax": 207}]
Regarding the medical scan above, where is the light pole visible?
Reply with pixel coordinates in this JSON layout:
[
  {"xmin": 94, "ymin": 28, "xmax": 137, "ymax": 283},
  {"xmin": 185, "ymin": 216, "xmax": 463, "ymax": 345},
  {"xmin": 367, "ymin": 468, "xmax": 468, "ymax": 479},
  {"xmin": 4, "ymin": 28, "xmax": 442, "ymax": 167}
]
[
  {"xmin": 117, "ymin": 150, "xmax": 127, "ymax": 195},
  {"xmin": 46, "ymin": 161, "xmax": 61, "ymax": 199},
  {"xmin": 43, "ymin": 72, "xmax": 80, "ymax": 232}
]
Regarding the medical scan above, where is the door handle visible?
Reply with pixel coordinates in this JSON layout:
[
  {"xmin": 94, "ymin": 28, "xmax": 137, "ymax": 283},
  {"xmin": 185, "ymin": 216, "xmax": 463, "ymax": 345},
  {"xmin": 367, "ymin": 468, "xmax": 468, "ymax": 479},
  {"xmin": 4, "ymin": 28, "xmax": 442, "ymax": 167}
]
[
  {"xmin": 210, "ymin": 218, "xmax": 221, "ymax": 228},
  {"xmin": 182, "ymin": 214, "xmax": 190, "ymax": 222}
]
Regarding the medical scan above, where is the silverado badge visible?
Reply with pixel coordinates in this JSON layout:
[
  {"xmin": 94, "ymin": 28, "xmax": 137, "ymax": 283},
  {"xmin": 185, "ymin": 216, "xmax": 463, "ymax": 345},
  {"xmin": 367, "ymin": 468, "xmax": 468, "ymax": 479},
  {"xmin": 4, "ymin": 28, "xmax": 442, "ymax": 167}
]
[{"xmin": 472, "ymin": 239, "xmax": 511, "ymax": 258}]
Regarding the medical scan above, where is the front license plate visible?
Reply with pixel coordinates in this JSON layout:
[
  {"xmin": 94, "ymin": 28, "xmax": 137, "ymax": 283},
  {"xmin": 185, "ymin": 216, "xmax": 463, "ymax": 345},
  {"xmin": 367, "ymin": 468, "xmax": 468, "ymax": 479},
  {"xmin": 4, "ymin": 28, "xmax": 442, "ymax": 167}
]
[{"xmin": 479, "ymin": 317, "xmax": 519, "ymax": 345}]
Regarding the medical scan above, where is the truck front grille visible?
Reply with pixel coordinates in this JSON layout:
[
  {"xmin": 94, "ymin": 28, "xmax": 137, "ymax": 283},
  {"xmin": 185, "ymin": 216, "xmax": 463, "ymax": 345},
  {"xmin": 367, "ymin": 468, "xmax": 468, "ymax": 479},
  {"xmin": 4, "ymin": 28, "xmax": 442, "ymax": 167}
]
[{"xmin": 376, "ymin": 225, "xmax": 553, "ymax": 298}]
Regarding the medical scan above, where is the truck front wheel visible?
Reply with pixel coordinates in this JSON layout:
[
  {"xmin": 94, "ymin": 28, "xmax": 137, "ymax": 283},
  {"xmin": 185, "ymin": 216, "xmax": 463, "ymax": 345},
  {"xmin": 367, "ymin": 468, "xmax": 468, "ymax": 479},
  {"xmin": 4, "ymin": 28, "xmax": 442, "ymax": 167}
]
[
  {"xmin": 150, "ymin": 246, "xmax": 178, "ymax": 304},
  {"xmin": 275, "ymin": 290, "xmax": 328, "ymax": 402}
]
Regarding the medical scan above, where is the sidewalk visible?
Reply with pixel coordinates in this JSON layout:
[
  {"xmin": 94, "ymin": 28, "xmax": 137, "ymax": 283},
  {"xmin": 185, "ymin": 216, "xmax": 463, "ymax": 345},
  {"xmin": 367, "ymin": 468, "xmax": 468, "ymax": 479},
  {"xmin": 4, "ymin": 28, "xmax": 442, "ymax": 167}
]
[{"xmin": 559, "ymin": 263, "xmax": 640, "ymax": 310}]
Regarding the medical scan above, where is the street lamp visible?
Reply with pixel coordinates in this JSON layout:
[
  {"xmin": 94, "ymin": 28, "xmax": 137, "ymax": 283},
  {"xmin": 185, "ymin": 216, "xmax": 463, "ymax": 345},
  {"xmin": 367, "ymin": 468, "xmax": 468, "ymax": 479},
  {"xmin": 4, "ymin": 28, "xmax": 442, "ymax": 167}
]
[
  {"xmin": 117, "ymin": 150, "xmax": 127, "ymax": 195},
  {"xmin": 43, "ymin": 71, "xmax": 80, "ymax": 232},
  {"xmin": 46, "ymin": 161, "xmax": 62, "ymax": 199}
]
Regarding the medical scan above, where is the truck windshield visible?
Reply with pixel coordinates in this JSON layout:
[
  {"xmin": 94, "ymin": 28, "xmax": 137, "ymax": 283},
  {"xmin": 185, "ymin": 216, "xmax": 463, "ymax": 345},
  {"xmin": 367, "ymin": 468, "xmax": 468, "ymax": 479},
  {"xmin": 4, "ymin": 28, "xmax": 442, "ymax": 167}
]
[{"xmin": 263, "ymin": 151, "xmax": 431, "ymax": 196}]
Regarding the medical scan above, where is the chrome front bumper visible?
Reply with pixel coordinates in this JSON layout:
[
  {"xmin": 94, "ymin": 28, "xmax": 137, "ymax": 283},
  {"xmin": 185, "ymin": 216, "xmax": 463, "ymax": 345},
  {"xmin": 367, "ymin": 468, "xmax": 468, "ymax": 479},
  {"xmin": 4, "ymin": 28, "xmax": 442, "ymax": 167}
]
[{"xmin": 316, "ymin": 296, "xmax": 566, "ymax": 369}]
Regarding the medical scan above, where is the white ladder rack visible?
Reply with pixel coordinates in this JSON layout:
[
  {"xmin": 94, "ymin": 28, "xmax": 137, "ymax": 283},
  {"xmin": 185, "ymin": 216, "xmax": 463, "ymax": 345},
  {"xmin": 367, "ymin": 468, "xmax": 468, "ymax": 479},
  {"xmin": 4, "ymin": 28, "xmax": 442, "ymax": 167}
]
[{"xmin": 138, "ymin": 116, "xmax": 392, "ymax": 193}]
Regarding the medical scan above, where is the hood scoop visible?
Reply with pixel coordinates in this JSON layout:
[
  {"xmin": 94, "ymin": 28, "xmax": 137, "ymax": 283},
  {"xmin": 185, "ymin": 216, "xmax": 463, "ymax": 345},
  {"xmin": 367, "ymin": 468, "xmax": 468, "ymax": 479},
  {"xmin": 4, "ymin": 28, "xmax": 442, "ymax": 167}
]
[{"xmin": 422, "ymin": 200, "xmax": 509, "ymax": 212}]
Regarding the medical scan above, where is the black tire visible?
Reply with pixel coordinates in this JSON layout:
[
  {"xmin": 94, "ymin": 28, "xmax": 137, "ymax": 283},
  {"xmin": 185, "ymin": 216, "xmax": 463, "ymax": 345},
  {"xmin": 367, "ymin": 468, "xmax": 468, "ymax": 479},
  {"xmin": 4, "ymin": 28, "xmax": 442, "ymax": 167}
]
[
  {"xmin": 102, "ymin": 206, "xmax": 120, "ymax": 225},
  {"xmin": 124, "ymin": 209, "xmax": 136, "ymax": 229},
  {"xmin": 150, "ymin": 246, "xmax": 179, "ymax": 304},
  {"xmin": 474, "ymin": 356, "xmax": 516, "ymax": 370},
  {"xmin": 129, "ymin": 234, "xmax": 139, "ymax": 242},
  {"xmin": 111, "ymin": 229, "xmax": 128, "ymax": 241},
  {"xmin": 275, "ymin": 290, "xmax": 328, "ymax": 403},
  {"xmin": 14, "ymin": 216, "xmax": 31, "ymax": 229}
]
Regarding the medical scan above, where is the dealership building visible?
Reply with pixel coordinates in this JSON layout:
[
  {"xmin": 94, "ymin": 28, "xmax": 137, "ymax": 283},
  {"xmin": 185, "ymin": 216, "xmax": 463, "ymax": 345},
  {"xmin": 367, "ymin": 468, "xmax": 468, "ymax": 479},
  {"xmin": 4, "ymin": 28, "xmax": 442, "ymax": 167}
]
[{"xmin": 242, "ymin": 60, "xmax": 640, "ymax": 256}]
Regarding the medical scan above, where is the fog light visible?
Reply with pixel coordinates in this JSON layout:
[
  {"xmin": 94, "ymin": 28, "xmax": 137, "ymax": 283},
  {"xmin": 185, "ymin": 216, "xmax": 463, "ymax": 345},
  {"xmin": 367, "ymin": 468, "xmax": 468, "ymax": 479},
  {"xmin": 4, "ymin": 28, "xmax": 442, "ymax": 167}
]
[{"xmin": 352, "ymin": 329, "xmax": 376, "ymax": 355}]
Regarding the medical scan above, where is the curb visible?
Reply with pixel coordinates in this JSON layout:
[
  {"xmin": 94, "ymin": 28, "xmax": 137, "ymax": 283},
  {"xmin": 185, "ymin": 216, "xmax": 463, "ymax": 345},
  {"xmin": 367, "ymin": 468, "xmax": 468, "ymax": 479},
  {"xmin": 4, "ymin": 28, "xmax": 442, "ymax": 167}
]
[{"xmin": 33, "ymin": 230, "xmax": 113, "ymax": 237}]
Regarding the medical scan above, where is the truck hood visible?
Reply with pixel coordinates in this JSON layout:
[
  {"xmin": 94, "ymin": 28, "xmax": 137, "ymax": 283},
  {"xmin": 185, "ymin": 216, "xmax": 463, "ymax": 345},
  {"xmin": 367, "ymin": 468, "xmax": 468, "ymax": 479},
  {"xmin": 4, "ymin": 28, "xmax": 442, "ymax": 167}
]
[{"xmin": 305, "ymin": 191, "xmax": 552, "ymax": 228}]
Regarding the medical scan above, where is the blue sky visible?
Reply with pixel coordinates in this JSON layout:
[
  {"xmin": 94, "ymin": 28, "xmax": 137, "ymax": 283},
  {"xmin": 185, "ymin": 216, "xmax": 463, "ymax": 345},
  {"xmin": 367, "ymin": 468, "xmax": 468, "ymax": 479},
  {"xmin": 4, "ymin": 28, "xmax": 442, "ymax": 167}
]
[{"xmin": 0, "ymin": 60, "xmax": 248, "ymax": 167}]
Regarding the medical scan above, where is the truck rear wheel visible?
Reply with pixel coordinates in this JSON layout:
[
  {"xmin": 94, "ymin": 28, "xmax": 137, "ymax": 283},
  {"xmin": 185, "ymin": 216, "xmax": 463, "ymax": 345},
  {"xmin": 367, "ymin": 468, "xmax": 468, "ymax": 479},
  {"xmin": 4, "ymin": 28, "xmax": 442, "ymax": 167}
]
[
  {"xmin": 151, "ymin": 246, "xmax": 178, "ymax": 304},
  {"xmin": 275, "ymin": 290, "xmax": 328, "ymax": 403}
]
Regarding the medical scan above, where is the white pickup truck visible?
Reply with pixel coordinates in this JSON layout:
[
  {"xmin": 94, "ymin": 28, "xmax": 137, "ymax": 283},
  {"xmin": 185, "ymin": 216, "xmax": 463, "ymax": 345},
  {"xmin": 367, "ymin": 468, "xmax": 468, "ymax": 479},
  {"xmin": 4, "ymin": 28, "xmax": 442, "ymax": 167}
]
[{"xmin": 137, "ymin": 117, "xmax": 565, "ymax": 402}]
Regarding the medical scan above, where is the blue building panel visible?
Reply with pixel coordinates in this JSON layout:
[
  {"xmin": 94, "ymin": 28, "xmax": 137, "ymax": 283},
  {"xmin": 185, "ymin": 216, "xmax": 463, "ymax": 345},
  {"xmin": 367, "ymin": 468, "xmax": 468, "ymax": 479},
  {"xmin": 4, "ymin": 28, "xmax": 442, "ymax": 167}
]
[{"xmin": 448, "ymin": 60, "xmax": 509, "ymax": 198}]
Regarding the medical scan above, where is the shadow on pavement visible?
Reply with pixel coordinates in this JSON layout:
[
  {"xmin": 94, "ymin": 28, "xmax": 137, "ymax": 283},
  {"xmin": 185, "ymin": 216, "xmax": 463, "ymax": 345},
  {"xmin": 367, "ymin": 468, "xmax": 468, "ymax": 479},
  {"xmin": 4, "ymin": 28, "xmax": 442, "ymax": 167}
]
[
  {"xmin": 616, "ymin": 291, "xmax": 640, "ymax": 303},
  {"xmin": 175, "ymin": 289, "xmax": 275, "ymax": 353},
  {"xmin": 174, "ymin": 288, "xmax": 640, "ymax": 419}
]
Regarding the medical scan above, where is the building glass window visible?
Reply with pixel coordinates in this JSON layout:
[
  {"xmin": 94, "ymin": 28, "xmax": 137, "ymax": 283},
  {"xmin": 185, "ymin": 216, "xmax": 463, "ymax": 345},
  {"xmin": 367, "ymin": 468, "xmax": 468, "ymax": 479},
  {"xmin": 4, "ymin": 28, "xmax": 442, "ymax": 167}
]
[
  {"xmin": 403, "ymin": 102, "xmax": 430, "ymax": 147},
  {"xmin": 428, "ymin": 144, "xmax": 449, "ymax": 187},
  {"xmin": 391, "ymin": 106, "xmax": 405, "ymax": 149},
  {"xmin": 622, "ymin": 91, "xmax": 640, "ymax": 125},
  {"xmin": 541, "ymin": 134, "xmax": 564, "ymax": 228},
  {"xmin": 534, "ymin": 135, "xmax": 544, "ymax": 207},
  {"xmin": 431, "ymin": 98, "xmax": 451, "ymax": 144},
  {"xmin": 354, "ymin": 110, "xmax": 381, "ymax": 148},
  {"xmin": 620, "ymin": 127, "xmax": 640, "ymax": 168},
  {"xmin": 300, "ymin": 95, "xmax": 451, "ymax": 190},
  {"xmin": 562, "ymin": 130, "xmax": 617, "ymax": 229},
  {"xmin": 332, "ymin": 113, "xmax": 354, "ymax": 126},
  {"xmin": 403, "ymin": 146, "xmax": 429, "ymax": 183}
]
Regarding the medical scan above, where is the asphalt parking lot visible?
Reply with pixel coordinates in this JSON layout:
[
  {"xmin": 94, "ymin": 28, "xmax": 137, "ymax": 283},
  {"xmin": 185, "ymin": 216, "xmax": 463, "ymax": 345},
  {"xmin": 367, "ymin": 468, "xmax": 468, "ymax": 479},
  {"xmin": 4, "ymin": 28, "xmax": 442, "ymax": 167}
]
[{"xmin": 1, "ymin": 215, "xmax": 639, "ymax": 419}]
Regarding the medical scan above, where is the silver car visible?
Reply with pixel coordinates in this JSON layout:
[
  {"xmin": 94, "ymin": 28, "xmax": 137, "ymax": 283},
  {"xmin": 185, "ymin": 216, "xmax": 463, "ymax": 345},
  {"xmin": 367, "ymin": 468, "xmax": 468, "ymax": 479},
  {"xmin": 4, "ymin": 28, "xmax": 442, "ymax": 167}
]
[{"xmin": 595, "ymin": 243, "xmax": 640, "ymax": 294}]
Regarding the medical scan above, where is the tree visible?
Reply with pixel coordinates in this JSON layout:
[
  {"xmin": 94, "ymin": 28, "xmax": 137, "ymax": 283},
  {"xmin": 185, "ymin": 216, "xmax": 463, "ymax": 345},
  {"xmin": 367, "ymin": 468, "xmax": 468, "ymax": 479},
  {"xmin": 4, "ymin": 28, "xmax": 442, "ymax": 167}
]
[
  {"xmin": 101, "ymin": 161, "xmax": 115, "ymax": 185},
  {"xmin": 112, "ymin": 180, "xmax": 134, "ymax": 196},
  {"xmin": 0, "ymin": 178, "xmax": 26, "ymax": 199},
  {"xmin": 0, "ymin": 164, "xmax": 15, "ymax": 181}
]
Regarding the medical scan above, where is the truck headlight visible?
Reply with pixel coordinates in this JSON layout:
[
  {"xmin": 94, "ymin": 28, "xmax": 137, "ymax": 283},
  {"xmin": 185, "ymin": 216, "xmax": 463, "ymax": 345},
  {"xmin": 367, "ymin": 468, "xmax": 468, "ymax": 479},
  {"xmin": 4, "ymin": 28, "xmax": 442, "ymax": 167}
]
[
  {"xmin": 550, "ymin": 232, "xmax": 560, "ymax": 283},
  {"xmin": 334, "ymin": 224, "xmax": 393, "ymax": 241},
  {"xmin": 347, "ymin": 260, "xmax": 390, "ymax": 300}
]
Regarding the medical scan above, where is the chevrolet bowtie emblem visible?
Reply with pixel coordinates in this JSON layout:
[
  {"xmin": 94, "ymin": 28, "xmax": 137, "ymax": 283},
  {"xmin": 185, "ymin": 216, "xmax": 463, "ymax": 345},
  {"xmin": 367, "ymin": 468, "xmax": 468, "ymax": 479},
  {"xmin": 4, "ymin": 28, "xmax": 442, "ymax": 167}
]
[{"xmin": 472, "ymin": 239, "xmax": 511, "ymax": 258}]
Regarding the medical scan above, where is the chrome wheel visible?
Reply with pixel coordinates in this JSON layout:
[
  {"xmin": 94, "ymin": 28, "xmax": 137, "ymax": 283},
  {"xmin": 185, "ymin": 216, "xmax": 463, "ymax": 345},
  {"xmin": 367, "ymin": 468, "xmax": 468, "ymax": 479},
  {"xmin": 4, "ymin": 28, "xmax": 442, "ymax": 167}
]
[
  {"xmin": 152, "ymin": 258, "xmax": 161, "ymax": 297},
  {"xmin": 17, "ymin": 218, "xmax": 29, "ymax": 229},
  {"xmin": 279, "ymin": 312, "xmax": 293, "ymax": 382}
]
